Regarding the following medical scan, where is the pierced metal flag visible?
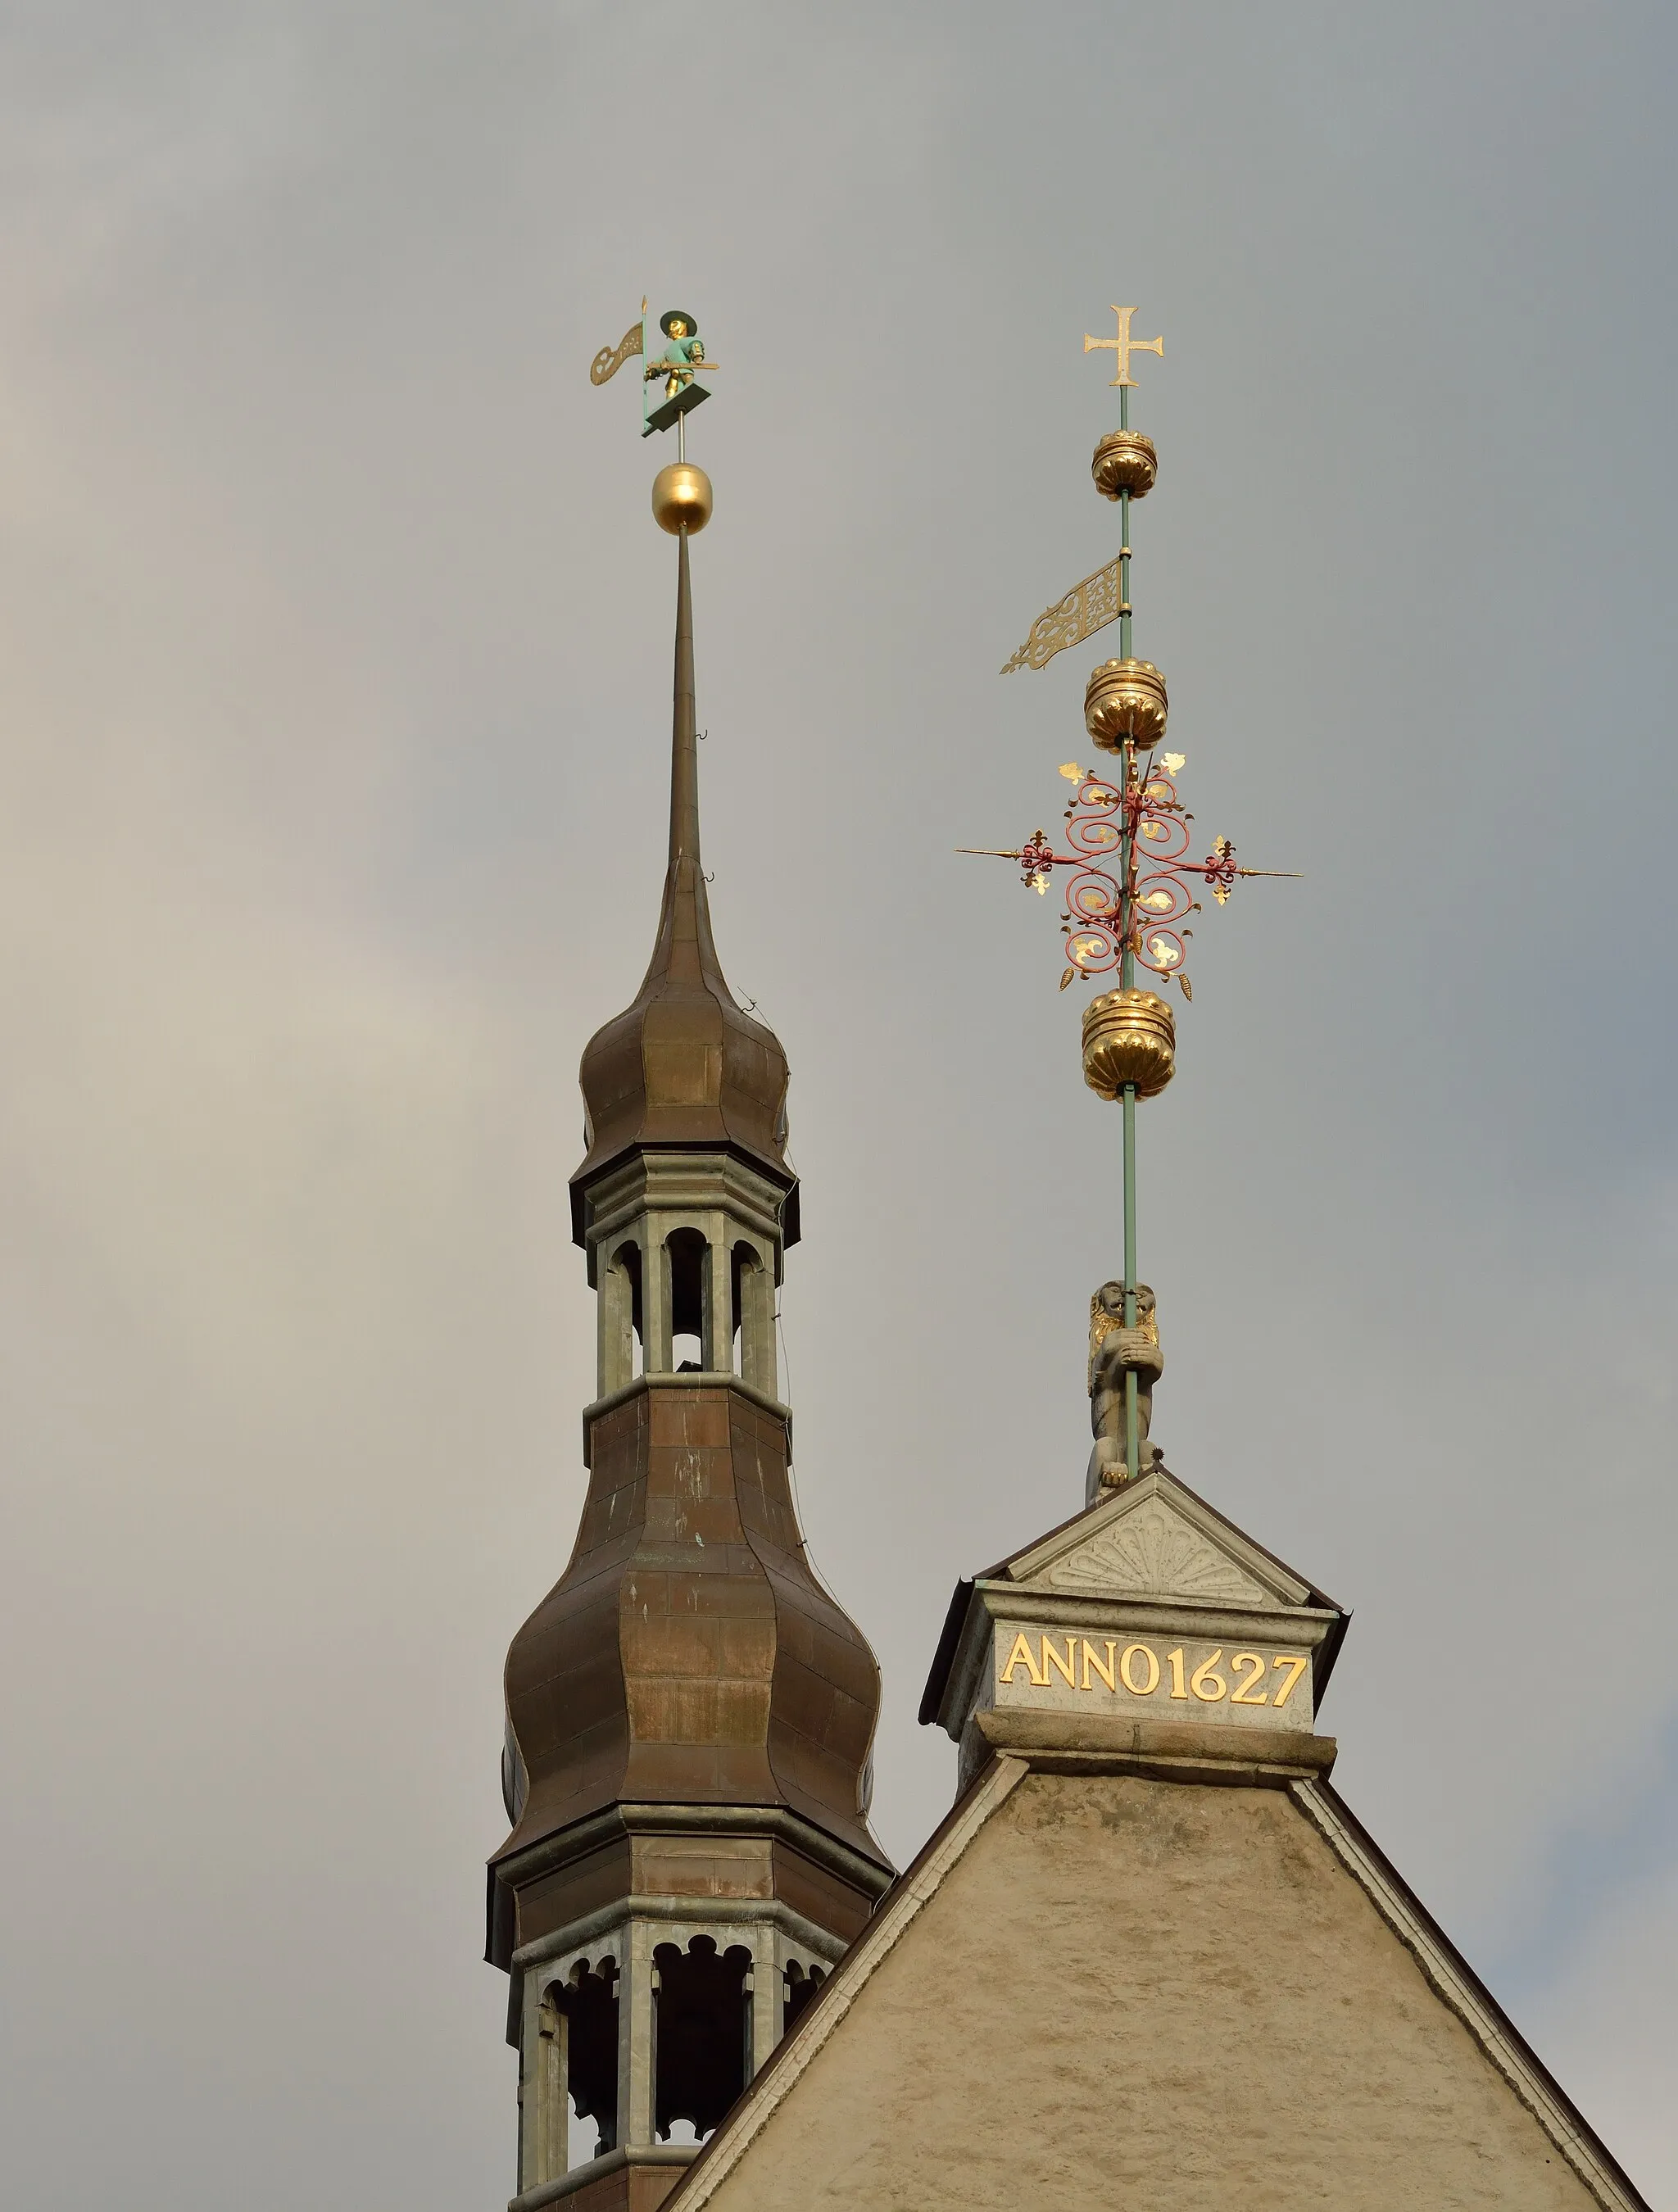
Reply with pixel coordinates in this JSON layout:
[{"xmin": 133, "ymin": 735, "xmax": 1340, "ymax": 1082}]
[
  {"xmin": 590, "ymin": 310, "xmax": 646, "ymax": 387},
  {"xmin": 1000, "ymin": 557, "xmax": 1122, "ymax": 674}
]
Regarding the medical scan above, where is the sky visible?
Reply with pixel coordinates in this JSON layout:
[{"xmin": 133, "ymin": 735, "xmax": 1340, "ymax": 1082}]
[{"xmin": 1, "ymin": 2, "xmax": 1675, "ymax": 2205}]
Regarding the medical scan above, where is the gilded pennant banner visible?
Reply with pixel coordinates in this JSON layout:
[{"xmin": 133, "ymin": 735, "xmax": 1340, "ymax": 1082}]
[{"xmin": 1000, "ymin": 557, "xmax": 1122, "ymax": 674}]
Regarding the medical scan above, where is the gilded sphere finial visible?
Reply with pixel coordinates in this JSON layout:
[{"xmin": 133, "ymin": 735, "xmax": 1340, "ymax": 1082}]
[
  {"xmin": 1084, "ymin": 658, "xmax": 1168, "ymax": 752},
  {"xmin": 1092, "ymin": 429, "xmax": 1158, "ymax": 501},
  {"xmin": 1082, "ymin": 989, "xmax": 1176, "ymax": 1101},
  {"xmin": 652, "ymin": 461, "xmax": 713, "ymax": 535}
]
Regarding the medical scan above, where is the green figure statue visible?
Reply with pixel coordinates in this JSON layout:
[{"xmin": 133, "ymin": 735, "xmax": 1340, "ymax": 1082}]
[
  {"xmin": 643, "ymin": 310, "xmax": 716, "ymax": 437},
  {"xmin": 588, "ymin": 303, "xmax": 721, "ymax": 440}
]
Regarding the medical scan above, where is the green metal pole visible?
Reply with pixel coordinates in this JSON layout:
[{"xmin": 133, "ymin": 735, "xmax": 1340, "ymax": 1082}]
[
  {"xmin": 1118, "ymin": 724, "xmax": 1140, "ymax": 1483},
  {"xmin": 1122, "ymin": 1081, "xmax": 1139, "ymax": 1479},
  {"xmin": 1109, "ymin": 379, "xmax": 1140, "ymax": 1483},
  {"xmin": 1118, "ymin": 381, "xmax": 1132, "ymax": 663}
]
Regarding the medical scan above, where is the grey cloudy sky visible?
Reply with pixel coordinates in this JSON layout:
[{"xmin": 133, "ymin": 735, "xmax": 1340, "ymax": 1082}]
[{"xmin": 2, "ymin": 2, "xmax": 1675, "ymax": 2205}]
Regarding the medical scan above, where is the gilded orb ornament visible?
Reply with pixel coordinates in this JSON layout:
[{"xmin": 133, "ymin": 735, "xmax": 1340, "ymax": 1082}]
[
  {"xmin": 1092, "ymin": 429, "xmax": 1158, "ymax": 501},
  {"xmin": 1084, "ymin": 657, "xmax": 1168, "ymax": 752},
  {"xmin": 1081, "ymin": 988, "xmax": 1176, "ymax": 1101},
  {"xmin": 652, "ymin": 462, "xmax": 714, "ymax": 535}
]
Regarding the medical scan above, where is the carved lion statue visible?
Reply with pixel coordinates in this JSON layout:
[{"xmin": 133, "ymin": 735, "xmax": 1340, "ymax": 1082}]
[{"xmin": 1086, "ymin": 1280, "xmax": 1164, "ymax": 1505}]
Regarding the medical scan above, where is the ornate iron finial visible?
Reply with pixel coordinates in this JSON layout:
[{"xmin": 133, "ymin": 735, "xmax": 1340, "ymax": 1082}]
[{"xmin": 963, "ymin": 304, "xmax": 1296, "ymax": 1498}]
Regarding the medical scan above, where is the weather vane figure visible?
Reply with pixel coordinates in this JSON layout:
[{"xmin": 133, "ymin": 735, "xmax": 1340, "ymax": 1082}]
[
  {"xmin": 589, "ymin": 299, "xmax": 721, "ymax": 449},
  {"xmin": 589, "ymin": 297, "xmax": 720, "ymax": 534},
  {"xmin": 961, "ymin": 303, "xmax": 1295, "ymax": 1499}
]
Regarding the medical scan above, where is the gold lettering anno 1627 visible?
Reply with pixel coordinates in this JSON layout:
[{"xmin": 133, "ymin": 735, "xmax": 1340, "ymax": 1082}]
[{"xmin": 998, "ymin": 1633, "xmax": 1308, "ymax": 1710}]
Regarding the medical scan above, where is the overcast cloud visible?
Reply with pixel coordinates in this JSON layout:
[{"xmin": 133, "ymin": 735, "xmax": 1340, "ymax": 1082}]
[{"xmin": 1, "ymin": 3, "xmax": 1675, "ymax": 2205}]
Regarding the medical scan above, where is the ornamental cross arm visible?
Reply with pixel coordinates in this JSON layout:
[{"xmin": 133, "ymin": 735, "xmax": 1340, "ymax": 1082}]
[{"xmin": 957, "ymin": 756, "xmax": 1298, "ymax": 995}]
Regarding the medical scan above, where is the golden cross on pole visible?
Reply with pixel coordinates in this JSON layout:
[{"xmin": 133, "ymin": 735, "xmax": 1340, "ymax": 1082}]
[{"xmin": 1083, "ymin": 305, "xmax": 1164, "ymax": 388}]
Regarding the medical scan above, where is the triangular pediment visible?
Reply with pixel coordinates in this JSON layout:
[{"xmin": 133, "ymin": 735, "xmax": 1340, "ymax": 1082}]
[{"xmin": 1002, "ymin": 1469, "xmax": 1313, "ymax": 1611}]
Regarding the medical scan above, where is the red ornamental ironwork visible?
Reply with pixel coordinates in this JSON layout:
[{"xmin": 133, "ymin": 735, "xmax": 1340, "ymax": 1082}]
[
  {"xmin": 1054, "ymin": 763, "xmax": 1246, "ymax": 990},
  {"xmin": 957, "ymin": 757, "xmax": 1295, "ymax": 991}
]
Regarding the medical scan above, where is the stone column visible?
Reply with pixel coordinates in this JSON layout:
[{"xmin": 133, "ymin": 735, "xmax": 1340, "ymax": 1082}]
[
  {"xmin": 517, "ymin": 1979, "xmax": 568, "ymax": 2192},
  {"xmin": 597, "ymin": 1246, "xmax": 635, "ymax": 1395},
  {"xmin": 642, "ymin": 1226, "xmax": 673, "ymax": 1375},
  {"xmin": 748, "ymin": 1925, "xmax": 779, "ymax": 2076},
  {"xmin": 741, "ymin": 1250, "xmax": 776, "ymax": 1397},
  {"xmin": 617, "ymin": 1917, "xmax": 657, "ymax": 2150},
  {"xmin": 705, "ymin": 1214, "xmax": 732, "ymax": 1371}
]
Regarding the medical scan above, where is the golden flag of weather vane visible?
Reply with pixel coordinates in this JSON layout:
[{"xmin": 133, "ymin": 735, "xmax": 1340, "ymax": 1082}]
[{"xmin": 1000, "ymin": 306, "xmax": 1163, "ymax": 675}]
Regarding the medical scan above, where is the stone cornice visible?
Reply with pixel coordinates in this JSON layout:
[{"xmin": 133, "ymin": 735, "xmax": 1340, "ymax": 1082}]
[
  {"xmin": 495, "ymin": 1798, "xmax": 893, "ymax": 1905},
  {"xmin": 510, "ymin": 2142, "xmax": 697, "ymax": 2212},
  {"xmin": 972, "ymin": 1707, "xmax": 1339, "ymax": 1785},
  {"xmin": 510, "ymin": 1893, "xmax": 851, "ymax": 1979}
]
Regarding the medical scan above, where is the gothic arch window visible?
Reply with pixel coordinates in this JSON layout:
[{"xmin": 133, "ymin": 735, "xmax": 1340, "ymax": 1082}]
[
  {"xmin": 652, "ymin": 1936, "xmax": 752, "ymax": 2141},
  {"xmin": 664, "ymin": 1227, "xmax": 710, "ymax": 1371},
  {"xmin": 555, "ymin": 1955, "xmax": 619, "ymax": 2164}
]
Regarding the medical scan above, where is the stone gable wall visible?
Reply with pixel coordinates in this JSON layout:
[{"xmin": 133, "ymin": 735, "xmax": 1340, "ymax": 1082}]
[{"xmin": 692, "ymin": 1770, "xmax": 1603, "ymax": 2212}]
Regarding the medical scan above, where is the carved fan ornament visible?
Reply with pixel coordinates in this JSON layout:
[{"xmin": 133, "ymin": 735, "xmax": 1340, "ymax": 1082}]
[{"xmin": 1041, "ymin": 1500, "xmax": 1268, "ymax": 1606}]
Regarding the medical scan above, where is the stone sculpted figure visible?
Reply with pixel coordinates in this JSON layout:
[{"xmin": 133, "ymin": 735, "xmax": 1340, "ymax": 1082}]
[{"xmin": 1086, "ymin": 1281, "xmax": 1164, "ymax": 1505}]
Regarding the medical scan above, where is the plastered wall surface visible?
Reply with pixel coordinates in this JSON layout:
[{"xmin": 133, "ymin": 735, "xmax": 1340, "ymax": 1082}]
[{"xmin": 693, "ymin": 1772, "xmax": 1603, "ymax": 2212}]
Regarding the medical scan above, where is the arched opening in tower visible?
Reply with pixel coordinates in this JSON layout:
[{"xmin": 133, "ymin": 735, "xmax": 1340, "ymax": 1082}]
[
  {"xmin": 782, "ymin": 1959, "xmax": 828, "ymax": 2034},
  {"xmin": 556, "ymin": 1956, "xmax": 619, "ymax": 2160},
  {"xmin": 616, "ymin": 1242, "xmax": 643, "ymax": 1357},
  {"xmin": 666, "ymin": 1227, "xmax": 709, "ymax": 1371},
  {"xmin": 652, "ymin": 1936, "xmax": 752, "ymax": 2140}
]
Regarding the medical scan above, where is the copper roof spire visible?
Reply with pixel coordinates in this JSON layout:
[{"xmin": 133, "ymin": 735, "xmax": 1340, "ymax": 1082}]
[
  {"xmin": 571, "ymin": 519, "xmax": 796, "ymax": 1237},
  {"xmin": 491, "ymin": 314, "xmax": 888, "ymax": 2194},
  {"xmin": 648, "ymin": 528, "xmax": 719, "ymax": 999}
]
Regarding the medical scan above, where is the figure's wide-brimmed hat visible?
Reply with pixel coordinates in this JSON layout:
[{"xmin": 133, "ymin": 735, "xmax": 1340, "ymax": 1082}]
[{"xmin": 660, "ymin": 308, "xmax": 698, "ymax": 337}]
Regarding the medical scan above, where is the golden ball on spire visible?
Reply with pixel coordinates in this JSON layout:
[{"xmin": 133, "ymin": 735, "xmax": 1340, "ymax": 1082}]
[
  {"xmin": 1082, "ymin": 989, "xmax": 1176, "ymax": 1100},
  {"xmin": 1084, "ymin": 658, "xmax": 1168, "ymax": 752},
  {"xmin": 1092, "ymin": 429, "xmax": 1158, "ymax": 501},
  {"xmin": 652, "ymin": 462, "xmax": 713, "ymax": 535}
]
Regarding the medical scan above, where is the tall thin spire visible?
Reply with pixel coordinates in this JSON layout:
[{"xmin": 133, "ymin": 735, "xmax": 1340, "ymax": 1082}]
[
  {"xmin": 671, "ymin": 527, "xmax": 699, "ymax": 868},
  {"xmin": 571, "ymin": 405, "xmax": 792, "ymax": 1220},
  {"xmin": 639, "ymin": 524, "xmax": 728, "ymax": 1002}
]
